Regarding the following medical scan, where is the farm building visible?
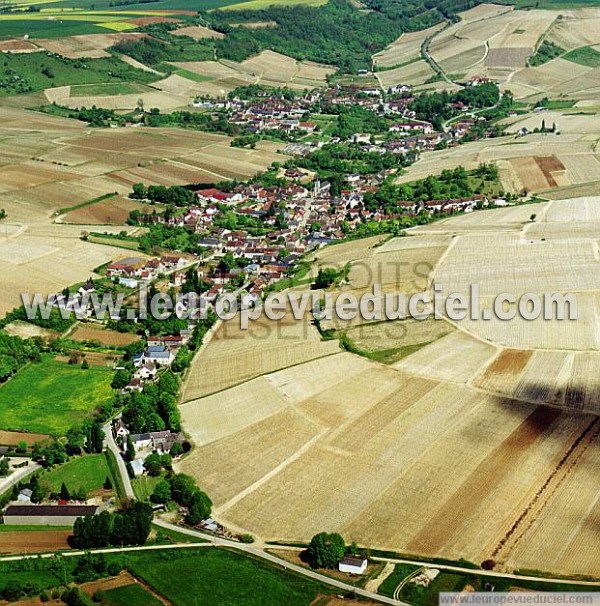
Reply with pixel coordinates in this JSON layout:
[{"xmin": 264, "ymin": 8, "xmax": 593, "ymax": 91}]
[
  {"xmin": 2, "ymin": 504, "xmax": 99, "ymax": 526},
  {"xmin": 338, "ymin": 557, "xmax": 368, "ymax": 575}
]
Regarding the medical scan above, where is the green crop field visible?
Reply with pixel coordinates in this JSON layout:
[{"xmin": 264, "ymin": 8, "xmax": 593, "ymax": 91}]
[
  {"xmin": 0, "ymin": 355, "xmax": 114, "ymax": 434},
  {"xmin": 126, "ymin": 548, "xmax": 329, "ymax": 606},
  {"xmin": 173, "ymin": 68, "xmax": 215, "ymax": 83},
  {"xmin": 69, "ymin": 82, "xmax": 153, "ymax": 96},
  {"xmin": 0, "ymin": 547, "xmax": 331, "ymax": 605},
  {"xmin": 0, "ymin": 53, "xmax": 157, "ymax": 97},
  {"xmin": 563, "ymin": 45, "xmax": 600, "ymax": 67},
  {"xmin": 40, "ymin": 454, "xmax": 114, "ymax": 495},
  {"xmin": 96, "ymin": 583, "xmax": 164, "ymax": 606}
]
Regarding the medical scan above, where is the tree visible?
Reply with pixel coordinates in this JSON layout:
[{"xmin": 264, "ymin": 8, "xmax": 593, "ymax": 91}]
[
  {"xmin": 81, "ymin": 359, "xmax": 89, "ymax": 370},
  {"xmin": 125, "ymin": 435, "xmax": 136, "ymax": 462},
  {"xmin": 103, "ymin": 477, "xmax": 113, "ymax": 490},
  {"xmin": 111, "ymin": 502, "xmax": 153, "ymax": 546},
  {"xmin": 170, "ymin": 442, "xmax": 183, "ymax": 457},
  {"xmin": 60, "ymin": 482, "xmax": 71, "ymax": 501},
  {"xmin": 144, "ymin": 452, "xmax": 163, "ymax": 477},
  {"xmin": 150, "ymin": 480, "xmax": 171, "ymax": 504},
  {"xmin": 16, "ymin": 440, "xmax": 27, "ymax": 454},
  {"xmin": 88, "ymin": 421, "xmax": 104, "ymax": 454},
  {"xmin": 131, "ymin": 182, "xmax": 147, "ymax": 200},
  {"xmin": 0, "ymin": 457, "xmax": 9, "ymax": 477},
  {"xmin": 307, "ymin": 532, "xmax": 346, "ymax": 569},
  {"xmin": 168, "ymin": 473, "xmax": 199, "ymax": 507},
  {"xmin": 186, "ymin": 490, "xmax": 212, "ymax": 525},
  {"xmin": 111, "ymin": 369, "xmax": 131, "ymax": 390}
]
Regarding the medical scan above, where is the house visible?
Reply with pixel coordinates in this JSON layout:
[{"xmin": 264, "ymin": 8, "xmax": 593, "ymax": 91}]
[
  {"xmin": 338, "ymin": 557, "xmax": 368, "ymax": 575},
  {"xmin": 130, "ymin": 433, "xmax": 153, "ymax": 451},
  {"xmin": 2, "ymin": 504, "xmax": 98, "ymax": 527},
  {"xmin": 113, "ymin": 419, "xmax": 129, "ymax": 439},
  {"xmin": 118, "ymin": 277, "xmax": 138, "ymax": 289},
  {"xmin": 107, "ymin": 257, "xmax": 147, "ymax": 278},
  {"xmin": 135, "ymin": 362, "xmax": 157, "ymax": 381},
  {"xmin": 130, "ymin": 431, "xmax": 184, "ymax": 453},
  {"xmin": 124, "ymin": 378, "xmax": 143, "ymax": 393},
  {"xmin": 17, "ymin": 489, "xmax": 32, "ymax": 503},
  {"xmin": 143, "ymin": 346, "xmax": 174, "ymax": 367}
]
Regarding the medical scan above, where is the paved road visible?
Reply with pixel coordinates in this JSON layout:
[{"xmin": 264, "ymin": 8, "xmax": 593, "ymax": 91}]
[
  {"xmin": 0, "ymin": 462, "xmax": 40, "ymax": 496},
  {"xmin": 153, "ymin": 520, "xmax": 405, "ymax": 605},
  {"xmin": 102, "ymin": 422, "xmax": 135, "ymax": 500}
]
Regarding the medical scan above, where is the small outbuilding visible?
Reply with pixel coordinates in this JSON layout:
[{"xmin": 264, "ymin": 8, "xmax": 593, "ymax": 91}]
[{"xmin": 338, "ymin": 557, "xmax": 368, "ymax": 575}]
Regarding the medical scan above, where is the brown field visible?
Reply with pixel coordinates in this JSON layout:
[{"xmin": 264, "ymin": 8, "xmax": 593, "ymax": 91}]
[
  {"xmin": 0, "ymin": 530, "xmax": 71, "ymax": 554},
  {"xmin": 0, "ymin": 429, "xmax": 49, "ymax": 446},
  {"xmin": 80, "ymin": 572, "xmax": 140, "ymax": 596},
  {"xmin": 173, "ymin": 25, "xmax": 224, "ymax": 39},
  {"xmin": 61, "ymin": 196, "xmax": 148, "ymax": 225},
  {"xmin": 0, "ymin": 39, "xmax": 39, "ymax": 53},
  {"xmin": 55, "ymin": 351, "xmax": 122, "ymax": 367},
  {"xmin": 69, "ymin": 324, "xmax": 140, "ymax": 347}
]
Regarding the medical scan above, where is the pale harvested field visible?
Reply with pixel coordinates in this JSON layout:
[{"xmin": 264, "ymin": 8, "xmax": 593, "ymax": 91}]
[
  {"xmin": 394, "ymin": 330, "xmax": 497, "ymax": 383},
  {"xmin": 179, "ymin": 407, "xmax": 323, "ymax": 505},
  {"xmin": 508, "ymin": 60, "xmax": 598, "ymax": 100},
  {"xmin": 346, "ymin": 317, "xmax": 454, "ymax": 353},
  {"xmin": 410, "ymin": 202, "xmax": 548, "ymax": 234},
  {"xmin": 474, "ymin": 349, "xmax": 573, "ymax": 406},
  {"xmin": 168, "ymin": 52, "xmax": 333, "ymax": 96},
  {"xmin": 376, "ymin": 234, "xmax": 452, "ymax": 253},
  {"xmin": 51, "ymin": 90, "xmax": 189, "ymax": 112},
  {"xmin": 420, "ymin": 8, "xmax": 600, "ymax": 99},
  {"xmin": 34, "ymin": 32, "xmax": 147, "ymax": 58},
  {"xmin": 503, "ymin": 420, "xmax": 600, "ymax": 577},
  {"xmin": 428, "ymin": 8, "xmax": 551, "ymax": 76},
  {"xmin": 151, "ymin": 73, "xmax": 213, "ymax": 98},
  {"xmin": 376, "ymin": 60, "xmax": 436, "ymax": 88},
  {"xmin": 503, "ymin": 110, "xmax": 600, "ymax": 136},
  {"xmin": 173, "ymin": 25, "xmax": 224, "ymax": 40},
  {"xmin": 182, "ymin": 311, "xmax": 340, "ymax": 400},
  {"xmin": 547, "ymin": 8, "xmax": 600, "ymax": 50},
  {"xmin": 373, "ymin": 24, "xmax": 445, "ymax": 69},
  {"xmin": 180, "ymin": 193, "xmax": 600, "ymax": 575}
]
